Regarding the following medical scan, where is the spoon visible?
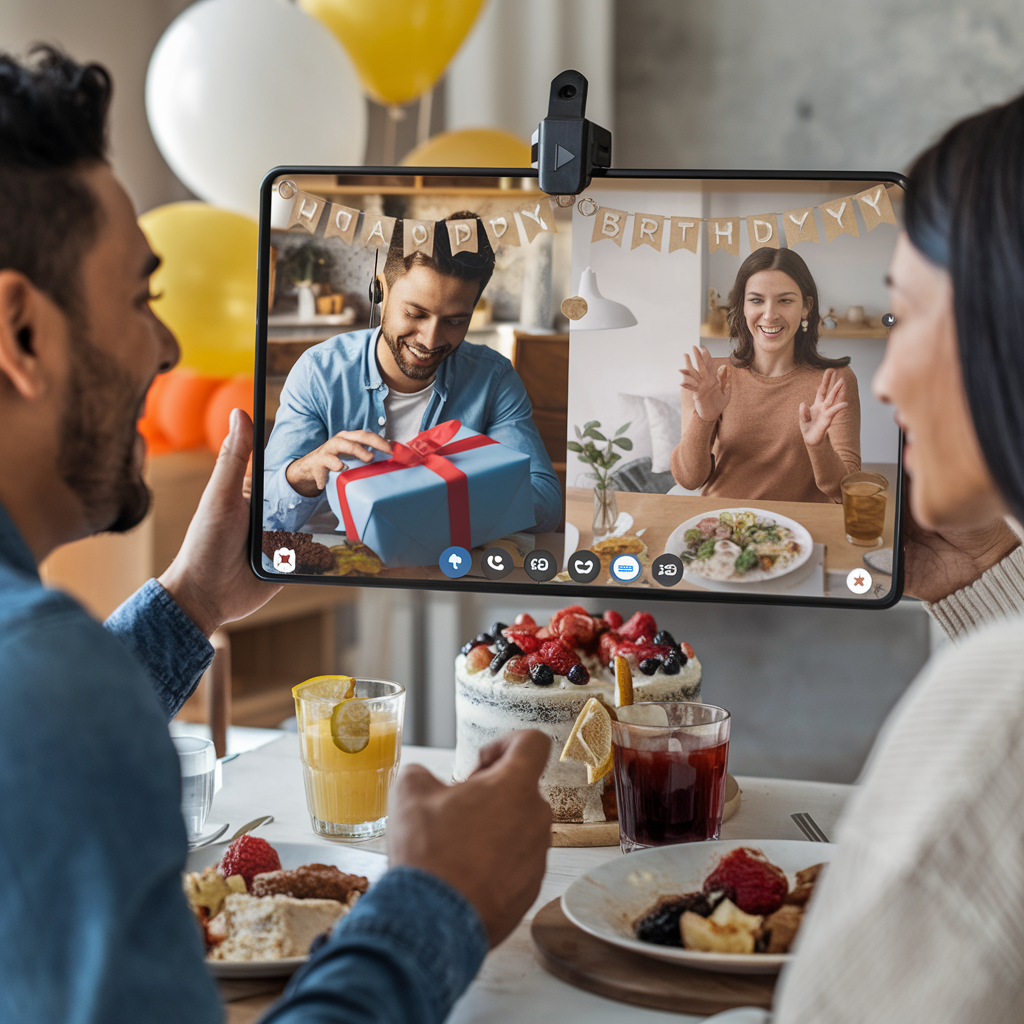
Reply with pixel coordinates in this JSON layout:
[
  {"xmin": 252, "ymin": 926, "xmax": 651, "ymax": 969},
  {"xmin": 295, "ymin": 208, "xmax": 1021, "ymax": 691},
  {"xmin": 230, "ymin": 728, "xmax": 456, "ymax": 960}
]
[
  {"xmin": 187, "ymin": 822, "xmax": 229, "ymax": 851},
  {"xmin": 229, "ymin": 815, "xmax": 274, "ymax": 841}
]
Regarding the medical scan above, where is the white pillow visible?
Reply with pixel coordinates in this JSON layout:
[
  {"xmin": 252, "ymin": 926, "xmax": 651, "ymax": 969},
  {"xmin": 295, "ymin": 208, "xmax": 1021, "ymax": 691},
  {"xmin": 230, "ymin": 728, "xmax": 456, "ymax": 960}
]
[
  {"xmin": 612, "ymin": 393, "xmax": 653, "ymax": 464},
  {"xmin": 644, "ymin": 395, "xmax": 682, "ymax": 474}
]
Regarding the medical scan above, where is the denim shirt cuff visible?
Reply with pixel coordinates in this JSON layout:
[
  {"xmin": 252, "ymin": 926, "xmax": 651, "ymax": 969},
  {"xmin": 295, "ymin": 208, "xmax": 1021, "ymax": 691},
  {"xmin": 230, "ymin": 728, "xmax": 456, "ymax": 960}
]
[
  {"xmin": 105, "ymin": 578, "xmax": 214, "ymax": 719},
  {"xmin": 325, "ymin": 865, "xmax": 488, "ymax": 1014}
]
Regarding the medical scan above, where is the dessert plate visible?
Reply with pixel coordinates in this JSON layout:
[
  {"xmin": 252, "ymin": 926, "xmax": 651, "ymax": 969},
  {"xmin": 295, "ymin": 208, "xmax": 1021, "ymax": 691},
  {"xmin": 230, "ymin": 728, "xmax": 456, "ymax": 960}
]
[
  {"xmin": 561, "ymin": 839, "xmax": 834, "ymax": 975},
  {"xmin": 664, "ymin": 508, "xmax": 813, "ymax": 588},
  {"xmin": 186, "ymin": 841, "xmax": 388, "ymax": 978}
]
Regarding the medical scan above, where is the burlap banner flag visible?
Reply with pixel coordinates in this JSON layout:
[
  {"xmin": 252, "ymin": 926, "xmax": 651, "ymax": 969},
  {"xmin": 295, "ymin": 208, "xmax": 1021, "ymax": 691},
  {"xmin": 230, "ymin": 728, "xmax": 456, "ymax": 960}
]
[
  {"xmin": 821, "ymin": 197, "xmax": 859, "ymax": 242},
  {"xmin": 631, "ymin": 212, "xmax": 665, "ymax": 251},
  {"xmin": 747, "ymin": 213, "xmax": 780, "ymax": 250},
  {"xmin": 707, "ymin": 217, "xmax": 740, "ymax": 255},
  {"xmin": 323, "ymin": 203, "xmax": 359, "ymax": 244},
  {"xmin": 483, "ymin": 213, "xmax": 518, "ymax": 248},
  {"xmin": 362, "ymin": 215, "xmax": 396, "ymax": 250},
  {"xmin": 592, "ymin": 207, "xmax": 627, "ymax": 246},
  {"xmin": 783, "ymin": 207, "xmax": 820, "ymax": 246},
  {"xmin": 446, "ymin": 218, "xmax": 479, "ymax": 255},
  {"xmin": 288, "ymin": 191, "xmax": 326, "ymax": 233},
  {"xmin": 668, "ymin": 217, "xmax": 700, "ymax": 253},
  {"xmin": 403, "ymin": 219, "xmax": 435, "ymax": 257},
  {"xmin": 519, "ymin": 201, "xmax": 556, "ymax": 244},
  {"xmin": 855, "ymin": 185, "xmax": 898, "ymax": 232}
]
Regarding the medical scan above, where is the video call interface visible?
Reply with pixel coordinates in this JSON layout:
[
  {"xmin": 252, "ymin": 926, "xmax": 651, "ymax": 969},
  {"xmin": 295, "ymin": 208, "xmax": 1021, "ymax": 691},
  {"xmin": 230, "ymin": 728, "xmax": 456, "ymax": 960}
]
[{"xmin": 253, "ymin": 170, "xmax": 904, "ymax": 606}]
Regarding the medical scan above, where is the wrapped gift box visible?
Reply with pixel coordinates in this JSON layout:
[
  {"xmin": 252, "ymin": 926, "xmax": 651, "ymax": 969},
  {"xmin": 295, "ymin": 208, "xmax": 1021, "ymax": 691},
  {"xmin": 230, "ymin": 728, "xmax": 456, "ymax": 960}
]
[{"xmin": 326, "ymin": 421, "xmax": 535, "ymax": 567}]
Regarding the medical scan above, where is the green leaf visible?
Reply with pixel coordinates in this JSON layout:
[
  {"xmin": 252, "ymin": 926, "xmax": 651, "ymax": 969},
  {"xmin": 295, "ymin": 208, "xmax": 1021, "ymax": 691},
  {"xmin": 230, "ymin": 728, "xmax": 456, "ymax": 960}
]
[
  {"xmin": 612, "ymin": 437, "xmax": 633, "ymax": 451},
  {"xmin": 607, "ymin": 452, "xmax": 622, "ymax": 466},
  {"xmin": 566, "ymin": 441, "xmax": 583, "ymax": 453},
  {"xmin": 584, "ymin": 428, "xmax": 607, "ymax": 441},
  {"xmin": 583, "ymin": 420, "xmax": 600, "ymax": 432},
  {"xmin": 615, "ymin": 422, "xmax": 632, "ymax": 436},
  {"xmin": 574, "ymin": 424, "xmax": 582, "ymax": 440}
]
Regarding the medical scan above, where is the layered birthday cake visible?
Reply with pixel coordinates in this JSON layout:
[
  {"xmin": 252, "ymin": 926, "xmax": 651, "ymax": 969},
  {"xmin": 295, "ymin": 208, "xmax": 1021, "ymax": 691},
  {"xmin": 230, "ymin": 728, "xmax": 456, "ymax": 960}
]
[{"xmin": 453, "ymin": 605, "xmax": 702, "ymax": 822}]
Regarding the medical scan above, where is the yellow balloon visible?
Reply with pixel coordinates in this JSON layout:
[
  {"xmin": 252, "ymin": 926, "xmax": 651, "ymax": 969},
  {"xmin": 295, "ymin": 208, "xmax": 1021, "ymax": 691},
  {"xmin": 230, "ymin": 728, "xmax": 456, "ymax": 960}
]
[
  {"xmin": 401, "ymin": 128, "xmax": 531, "ymax": 168},
  {"xmin": 299, "ymin": 0, "xmax": 485, "ymax": 107},
  {"xmin": 138, "ymin": 203, "xmax": 258, "ymax": 377}
]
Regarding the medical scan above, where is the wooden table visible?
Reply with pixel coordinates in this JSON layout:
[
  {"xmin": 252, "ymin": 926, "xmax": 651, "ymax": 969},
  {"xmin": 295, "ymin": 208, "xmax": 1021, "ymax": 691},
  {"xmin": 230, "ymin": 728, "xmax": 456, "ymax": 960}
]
[
  {"xmin": 566, "ymin": 486, "xmax": 895, "ymax": 592},
  {"xmin": 212, "ymin": 738, "xmax": 851, "ymax": 1023}
]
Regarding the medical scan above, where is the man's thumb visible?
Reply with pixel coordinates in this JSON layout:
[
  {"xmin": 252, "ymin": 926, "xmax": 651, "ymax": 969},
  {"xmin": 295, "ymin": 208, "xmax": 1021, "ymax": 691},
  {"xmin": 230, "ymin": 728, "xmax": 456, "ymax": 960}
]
[{"xmin": 208, "ymin": 409, "xmax": 254, "ymax": 495}]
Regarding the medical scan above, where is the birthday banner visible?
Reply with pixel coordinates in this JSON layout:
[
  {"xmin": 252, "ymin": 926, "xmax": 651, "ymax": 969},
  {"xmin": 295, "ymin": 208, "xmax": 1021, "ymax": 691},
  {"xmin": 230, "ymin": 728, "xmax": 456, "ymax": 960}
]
[
  {"xmin": 279, "ymin": 180, "xmax": 557, "ymax": 257},
  {"xmin": 588, "ymin": 185, "xmax": 899, "ymax": 255}
]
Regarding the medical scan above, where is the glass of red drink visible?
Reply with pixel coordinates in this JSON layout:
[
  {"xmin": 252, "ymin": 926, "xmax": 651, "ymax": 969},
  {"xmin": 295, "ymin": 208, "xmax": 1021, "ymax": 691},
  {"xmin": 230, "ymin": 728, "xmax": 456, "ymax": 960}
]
[{"xmin": 611, "ymin": 702, "xmax": 731, "ymax": 853}]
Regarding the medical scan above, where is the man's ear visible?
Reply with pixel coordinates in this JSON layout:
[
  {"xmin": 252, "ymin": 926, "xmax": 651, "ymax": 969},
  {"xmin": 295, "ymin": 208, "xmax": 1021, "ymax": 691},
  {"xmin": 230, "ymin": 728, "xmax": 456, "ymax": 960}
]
[
  {"xmin": 378, "ymin": 273, "xmax": 389, "ymax": 309},
  {"xmin": 0, "ymin": 270, "xmax": 58, "ymax": 401}
]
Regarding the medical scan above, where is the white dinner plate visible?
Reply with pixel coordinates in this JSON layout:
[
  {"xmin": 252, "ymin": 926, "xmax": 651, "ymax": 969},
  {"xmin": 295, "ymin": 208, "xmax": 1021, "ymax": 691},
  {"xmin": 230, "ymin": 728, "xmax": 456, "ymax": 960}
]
[
  {"xmin": 561, "ymin": 839, "xmax": 834, "ymax": 975},
  {"xmin": 664, "ymin": 508, "xmax": 814, "ymax": 589},
  {"xmin": 186, "ymin": 841, "xmax": 389, "ymax": 978}
]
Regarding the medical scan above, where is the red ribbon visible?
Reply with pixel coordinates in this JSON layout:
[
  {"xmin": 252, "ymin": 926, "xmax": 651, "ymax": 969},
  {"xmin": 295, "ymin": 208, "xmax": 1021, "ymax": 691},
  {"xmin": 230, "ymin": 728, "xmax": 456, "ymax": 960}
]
[{"xmin": 334, "ymin": 420, "xmax": 496, "ymax": 550}]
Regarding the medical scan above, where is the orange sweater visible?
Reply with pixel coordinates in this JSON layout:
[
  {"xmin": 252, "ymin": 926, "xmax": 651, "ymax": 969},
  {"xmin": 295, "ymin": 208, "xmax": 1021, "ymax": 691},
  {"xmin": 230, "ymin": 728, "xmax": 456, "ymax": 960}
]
[{"xmin": 670, "ymin": 361, "xmax": 861, "ymax": 503}]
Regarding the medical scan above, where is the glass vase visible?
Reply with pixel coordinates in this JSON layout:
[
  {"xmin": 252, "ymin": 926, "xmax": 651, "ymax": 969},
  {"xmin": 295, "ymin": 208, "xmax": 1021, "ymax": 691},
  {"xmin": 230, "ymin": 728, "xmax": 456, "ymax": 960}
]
[{"xmin": 592, "ymin": 487, "xmax": 618, "ymax": 538}]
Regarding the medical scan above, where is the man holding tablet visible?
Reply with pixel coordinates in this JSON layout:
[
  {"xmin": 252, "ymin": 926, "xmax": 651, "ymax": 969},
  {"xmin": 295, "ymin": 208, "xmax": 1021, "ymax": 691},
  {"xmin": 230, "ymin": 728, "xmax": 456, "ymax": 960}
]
[{"xmin": 262, "ymin": 216, "xmax": 562, "ymax": 537}]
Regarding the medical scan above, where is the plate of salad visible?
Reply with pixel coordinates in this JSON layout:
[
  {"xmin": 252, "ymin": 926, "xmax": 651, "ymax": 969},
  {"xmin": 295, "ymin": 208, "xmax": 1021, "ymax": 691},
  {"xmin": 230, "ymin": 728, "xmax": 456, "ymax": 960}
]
[{"xmin": 664, "ymin": 508, "xmax": 813, "ymax": 585}]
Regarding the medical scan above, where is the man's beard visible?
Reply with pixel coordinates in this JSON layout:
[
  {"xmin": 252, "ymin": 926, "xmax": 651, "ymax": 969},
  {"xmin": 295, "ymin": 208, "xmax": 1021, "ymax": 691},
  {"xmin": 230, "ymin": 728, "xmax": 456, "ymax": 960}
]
[
  {"xmin": 380, "ymin": 310, "xmax": 451, "ymax": 382},
  {"xmin": 58, "ymin": 330, "xmax": 151, "ymax": 535}
]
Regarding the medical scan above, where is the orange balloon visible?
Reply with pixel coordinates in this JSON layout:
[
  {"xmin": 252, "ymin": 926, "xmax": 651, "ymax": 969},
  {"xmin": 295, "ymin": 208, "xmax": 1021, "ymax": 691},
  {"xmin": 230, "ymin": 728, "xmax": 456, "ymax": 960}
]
[
  {"xmin": 156, "ymin": 369, "xmax": 226, "ymax": 450},
  {"xmin": 204, "ymin": 374, "xmax": 255, "ymax": 454},
  {"xmin": 137, "ymin": 373, "xmax": 177, "ymax": 456}
]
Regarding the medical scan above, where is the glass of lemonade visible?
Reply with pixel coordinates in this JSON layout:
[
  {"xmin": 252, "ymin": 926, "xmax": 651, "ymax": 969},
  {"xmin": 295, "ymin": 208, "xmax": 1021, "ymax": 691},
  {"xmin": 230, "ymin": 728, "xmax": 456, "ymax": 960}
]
[
  {"xmin": 841, "ymin": 471, "xmax": 889, "ymax": 546},
  {"xmin": 292, "ymin": 676, "xmax": 405, "ymax": 841}
]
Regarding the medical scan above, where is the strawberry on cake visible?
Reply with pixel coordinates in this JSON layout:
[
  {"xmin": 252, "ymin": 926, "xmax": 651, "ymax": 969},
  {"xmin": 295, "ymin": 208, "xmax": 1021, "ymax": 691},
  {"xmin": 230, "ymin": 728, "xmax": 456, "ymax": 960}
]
[{"xmin": 453, "ymin": 605, "xmax": 702, "ymax": 822}]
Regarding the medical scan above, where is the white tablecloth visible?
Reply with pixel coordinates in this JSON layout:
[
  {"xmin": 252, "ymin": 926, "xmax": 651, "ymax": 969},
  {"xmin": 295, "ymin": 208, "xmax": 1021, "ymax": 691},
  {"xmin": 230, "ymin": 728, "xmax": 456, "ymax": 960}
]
[{"xmin": 211, "ymin": 737, "xmax": 851, "ymax": 1023}]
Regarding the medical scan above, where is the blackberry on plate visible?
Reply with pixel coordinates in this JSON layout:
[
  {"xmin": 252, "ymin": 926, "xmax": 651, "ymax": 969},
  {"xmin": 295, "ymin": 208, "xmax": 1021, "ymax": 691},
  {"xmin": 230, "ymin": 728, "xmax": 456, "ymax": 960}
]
[
  {"xmin": 634, "ymin": 892, "xmax": 721, "ymax": 946},
  {"xmin": 639, "ymin": 658, "xmax": 661, "ymax": 676},
  {"xmin": 490, "ymin": 643, "xmax": 522, "ymax": 673},
  {"xmin": 530, "ymin": 664, "xmax": 555, "ymax": 686},
  {"xmin": 474, "ymin": 632, "xmax": 494, "ymax": 646},
  {"xmin": 460, "ymin": 640, "xmax": 478, "ymax": 656},
  {"xmin": 662, "ymin": 653, "xmax": 681, "ymax": 674},
  {"xmin": 653, "ymin": 630, "xmax": 676, "ymax": 647},
  {"xmin": 490, "ymin": 621, "xmax": 508, "ymax": 638},
  {"xmin": 567, "ymin": 663, "xmax": 590, "ymax": 685}
]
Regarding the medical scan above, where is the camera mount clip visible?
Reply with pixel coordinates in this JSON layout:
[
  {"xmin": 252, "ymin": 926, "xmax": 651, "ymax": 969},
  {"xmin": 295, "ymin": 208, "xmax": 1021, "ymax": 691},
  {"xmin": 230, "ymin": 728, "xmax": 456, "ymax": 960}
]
[{"xmin": 531, "ymin": 70, "xmax": 611, "ymax": 196}]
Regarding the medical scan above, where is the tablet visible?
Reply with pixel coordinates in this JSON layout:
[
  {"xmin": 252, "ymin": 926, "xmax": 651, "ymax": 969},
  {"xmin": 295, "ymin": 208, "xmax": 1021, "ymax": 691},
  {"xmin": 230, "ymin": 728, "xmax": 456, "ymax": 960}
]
[{"xmin": 251, "ymin": 167, "xmax": 904, "ymax": 607}]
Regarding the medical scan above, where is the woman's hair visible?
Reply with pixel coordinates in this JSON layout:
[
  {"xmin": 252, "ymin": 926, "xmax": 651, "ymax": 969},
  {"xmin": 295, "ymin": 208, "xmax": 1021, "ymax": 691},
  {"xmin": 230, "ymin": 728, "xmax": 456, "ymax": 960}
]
[
  {"xmin": 905, "ymin": 95, "xmax": 1024, "ymax": 522},
  {"xmin": 726, "ymin": 246, "xmax": 850, "ymax": 371}
]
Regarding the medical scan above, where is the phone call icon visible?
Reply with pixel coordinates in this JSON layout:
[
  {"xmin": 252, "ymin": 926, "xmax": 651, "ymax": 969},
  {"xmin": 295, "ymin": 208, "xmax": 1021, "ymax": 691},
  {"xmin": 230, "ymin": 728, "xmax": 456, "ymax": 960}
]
[{"xmin": 481, "ymin": 547, "xmax": 514, "ymax": 580}]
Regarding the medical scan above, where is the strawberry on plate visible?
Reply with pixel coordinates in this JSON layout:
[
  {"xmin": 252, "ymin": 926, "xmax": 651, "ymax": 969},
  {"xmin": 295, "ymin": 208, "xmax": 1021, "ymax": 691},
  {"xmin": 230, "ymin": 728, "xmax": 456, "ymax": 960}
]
[{"xmin": 219, "ymin": 836, "xmax": 282, "ymax": 891}]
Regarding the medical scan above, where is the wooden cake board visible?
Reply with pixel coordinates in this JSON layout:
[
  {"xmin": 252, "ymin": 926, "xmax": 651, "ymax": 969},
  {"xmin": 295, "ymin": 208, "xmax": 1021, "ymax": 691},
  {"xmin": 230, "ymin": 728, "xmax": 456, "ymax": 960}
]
[
  {"xmin": 551, "ymin": 774, "xmax": 741, "ymax": 848},
  {"xmin": 531, "ymin": 898, "xmax": 775, "ymax": 1015}
]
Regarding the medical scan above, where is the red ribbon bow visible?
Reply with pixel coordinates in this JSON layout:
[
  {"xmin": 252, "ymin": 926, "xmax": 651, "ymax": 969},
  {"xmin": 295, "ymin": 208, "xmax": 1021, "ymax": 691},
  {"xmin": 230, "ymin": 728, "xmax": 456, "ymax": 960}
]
[{"xmin": 334, "ymin": 420, "xmax": 496, "ymax": 551}]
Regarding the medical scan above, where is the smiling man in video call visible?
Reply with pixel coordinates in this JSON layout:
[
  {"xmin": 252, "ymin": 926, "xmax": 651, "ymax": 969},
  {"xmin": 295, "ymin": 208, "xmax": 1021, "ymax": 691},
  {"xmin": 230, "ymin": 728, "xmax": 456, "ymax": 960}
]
[
  {"xmin": 0, "ymin": 48, "xmax": 553, "ymax": 1024},
  {"xmin": 262, "ymin": 215, "xmax": 562, "ymax": 541}
]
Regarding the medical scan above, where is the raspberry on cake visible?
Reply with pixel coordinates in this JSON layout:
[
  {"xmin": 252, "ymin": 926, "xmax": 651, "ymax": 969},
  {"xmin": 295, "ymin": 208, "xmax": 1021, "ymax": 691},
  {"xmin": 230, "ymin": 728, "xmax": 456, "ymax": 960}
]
[
  {"xmin": 453, "ymin": 604, "xmax": 702, "ymax": 823},
  {"xmin": 220, "ymin": 835, "xmax": 282, "ymax": 891}
]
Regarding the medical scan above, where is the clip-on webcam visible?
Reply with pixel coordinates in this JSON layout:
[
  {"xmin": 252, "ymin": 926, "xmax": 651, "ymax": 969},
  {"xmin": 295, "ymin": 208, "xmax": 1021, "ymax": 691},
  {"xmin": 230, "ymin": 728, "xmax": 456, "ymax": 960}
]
[{"xmin": 531, "ymin": 70, "xmax": 611, "ymax": 197}]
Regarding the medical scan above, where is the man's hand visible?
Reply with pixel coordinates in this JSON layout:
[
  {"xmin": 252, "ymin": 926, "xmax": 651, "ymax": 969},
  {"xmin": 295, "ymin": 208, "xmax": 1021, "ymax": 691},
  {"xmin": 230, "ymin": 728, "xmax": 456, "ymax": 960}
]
[
  {"xmin": 681, "ymin": 345, "xmax": 732, "ymax": 422},
  {"xmin": 903, "ymin": 500, "xmax": 1020, "ymax": 603},
  {"xmin": 285, "ymin": 431, "xmax": 393, "ymax": 498},
  {"xmin": 798, "ymin": 368, "xmax": 848, "ymax": 448},
  {"xmin": 387, "ymin": 730, "xmax": 552, "ymax": 948},
  {"xmin": 159, "ymin": 409, "xmax": 280, "ymax": 637}
]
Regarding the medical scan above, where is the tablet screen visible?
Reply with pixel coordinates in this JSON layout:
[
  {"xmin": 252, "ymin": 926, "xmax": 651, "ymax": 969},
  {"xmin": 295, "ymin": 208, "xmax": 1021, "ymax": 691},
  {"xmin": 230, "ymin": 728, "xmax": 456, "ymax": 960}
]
[{"xmin": 253, "ymin": 169, "xmax": 903, "ymax": 607}]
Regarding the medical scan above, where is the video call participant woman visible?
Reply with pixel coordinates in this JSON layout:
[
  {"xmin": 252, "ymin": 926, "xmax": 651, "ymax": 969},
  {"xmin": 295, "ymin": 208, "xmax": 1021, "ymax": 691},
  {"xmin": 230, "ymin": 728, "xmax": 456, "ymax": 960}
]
[
  {"xmin": 774, "ymin": 98, "xmax": 1024, "ymax": 1022},
  {"xmin": 671, "ymin": 247, "xmax": 861, "ymax": 502}
]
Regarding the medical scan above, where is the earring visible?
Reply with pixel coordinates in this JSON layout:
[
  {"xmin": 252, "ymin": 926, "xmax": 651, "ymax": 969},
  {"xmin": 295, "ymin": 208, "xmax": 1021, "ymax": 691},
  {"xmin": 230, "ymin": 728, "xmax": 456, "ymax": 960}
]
[{"xmin": 801, "ymin": 319, "xmax": 809, "ymax": 332}]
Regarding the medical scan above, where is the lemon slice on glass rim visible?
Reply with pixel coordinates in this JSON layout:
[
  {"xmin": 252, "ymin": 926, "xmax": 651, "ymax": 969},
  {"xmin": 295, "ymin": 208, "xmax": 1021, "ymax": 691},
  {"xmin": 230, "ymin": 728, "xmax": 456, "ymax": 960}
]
[{"xmin": 560, "ymin": 697, "xmax": 614, "ymax": 784}]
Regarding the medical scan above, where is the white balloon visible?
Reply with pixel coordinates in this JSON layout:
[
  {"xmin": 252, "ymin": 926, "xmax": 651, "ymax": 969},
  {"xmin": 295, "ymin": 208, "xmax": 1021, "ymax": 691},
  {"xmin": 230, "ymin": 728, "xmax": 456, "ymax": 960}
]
[{"xmin": 146, "ymin": 0, "xmax": 366, "ymax": 220}]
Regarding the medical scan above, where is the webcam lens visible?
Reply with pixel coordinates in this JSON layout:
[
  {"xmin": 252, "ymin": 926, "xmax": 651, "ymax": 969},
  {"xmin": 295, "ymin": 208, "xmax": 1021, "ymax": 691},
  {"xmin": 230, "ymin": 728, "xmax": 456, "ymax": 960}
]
[
  {"xmin": 559, "ymin": 84, "xmax": 577, "ymax": 99},
  {"xmin": 882, "ymin": 313, "xmax": 896, "ymax": 327}
]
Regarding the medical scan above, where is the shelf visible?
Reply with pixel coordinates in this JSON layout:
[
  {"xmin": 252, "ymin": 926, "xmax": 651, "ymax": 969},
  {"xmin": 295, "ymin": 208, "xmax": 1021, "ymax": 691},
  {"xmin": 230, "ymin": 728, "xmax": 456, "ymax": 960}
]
[{"xmin": 700, "ymin": 320, "xmax": 889, "ymax": 340}]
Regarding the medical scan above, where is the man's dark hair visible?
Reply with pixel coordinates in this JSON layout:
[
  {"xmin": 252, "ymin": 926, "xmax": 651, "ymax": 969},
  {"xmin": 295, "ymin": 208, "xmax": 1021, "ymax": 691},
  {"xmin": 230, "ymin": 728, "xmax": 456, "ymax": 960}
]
[
  {"xmin": 904, "ymin": 94, "xmax": 1024, "ymax": 523},
  {"xmin": 383, "ymin": 210, "xmax": 495, "ymax": 300},
  {"xmin": 727, "ymin": 246, "xmax": 850, "ymax": 371},
  {"xmin": 0, "ymin": 46, "xmax": 111, "ymax": 318}
]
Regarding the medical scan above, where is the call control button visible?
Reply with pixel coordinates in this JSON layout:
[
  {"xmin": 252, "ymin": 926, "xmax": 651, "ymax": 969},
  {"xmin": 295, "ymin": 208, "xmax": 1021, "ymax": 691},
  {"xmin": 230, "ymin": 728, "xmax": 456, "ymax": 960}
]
[
  {"xmin": 651, "ymin": 553, "xmax": 684, "ymax": 587},
  {"xmin": 610, "ymin": 554, "xmax": 642, "ymax": 583},
  {"xmin": 440, "ymin": 546, "xmax": 472, "ymax": 578},
  {"xmin": 567, "ymin": 550, "xmax": 601, "ymax": 584},
  {"xmin": 846, "ymin": 568, "xmax": 873, "ymax": 595},
  {"xmin": 481, "ymin": 547, "xmax": 514, "ymax": 580},
  {"xmin": 524, "ymin": 550, "xmax": 558, "ymax": 582}
]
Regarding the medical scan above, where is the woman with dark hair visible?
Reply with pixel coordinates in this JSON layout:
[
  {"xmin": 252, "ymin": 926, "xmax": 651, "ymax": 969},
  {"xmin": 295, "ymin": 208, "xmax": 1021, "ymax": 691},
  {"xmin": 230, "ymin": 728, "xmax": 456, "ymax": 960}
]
[
  {"xmin": 773, "ymin": 98, "xmax": 1024, "ymax": 1022},
  {"xmin": 670, "ymin": 246, "xmax": 861, "ymax": 502}
]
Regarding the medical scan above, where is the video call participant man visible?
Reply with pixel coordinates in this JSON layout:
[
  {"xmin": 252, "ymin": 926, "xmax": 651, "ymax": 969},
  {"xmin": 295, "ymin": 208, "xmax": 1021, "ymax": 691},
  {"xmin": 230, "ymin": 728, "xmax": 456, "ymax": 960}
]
[
  {"xmin": 262, "ymin": 214, "xmax": 562, "ymax": 541},
  {"xmin": 0, "ymin": 48, "xmax": 550, "ymax": 1023}
]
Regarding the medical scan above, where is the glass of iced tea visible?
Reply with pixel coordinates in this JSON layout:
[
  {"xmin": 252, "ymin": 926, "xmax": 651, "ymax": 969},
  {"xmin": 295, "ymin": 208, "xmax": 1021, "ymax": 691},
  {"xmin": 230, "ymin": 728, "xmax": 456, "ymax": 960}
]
[
  {"xmin": 841, "ymin": 471, "xmax": 889, "ymax": 546},
  {"xmin": 611, "ymin": 702, "xmax": 731, "ymax": 853},
  {"xmin": 292, "ymin": 676, "xmax": 405, "ymax": 841}
]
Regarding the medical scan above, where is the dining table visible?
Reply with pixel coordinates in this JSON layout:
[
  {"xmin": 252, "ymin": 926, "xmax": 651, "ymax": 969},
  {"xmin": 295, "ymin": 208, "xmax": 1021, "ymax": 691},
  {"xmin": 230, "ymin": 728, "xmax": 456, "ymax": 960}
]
[{"xmin": 211, "ymin": 736, "xmax": 852, "ymax": 1023}]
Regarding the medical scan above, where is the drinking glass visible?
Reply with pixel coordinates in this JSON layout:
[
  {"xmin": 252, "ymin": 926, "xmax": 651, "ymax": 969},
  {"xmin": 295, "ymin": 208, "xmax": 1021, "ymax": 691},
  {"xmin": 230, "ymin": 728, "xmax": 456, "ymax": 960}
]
[
  {"xmin": 612, "ymin": 702, "xmax": 731, "ymax": 853},
  {"xmin": 841, "ymin": 471, "xmax": 889, "ymax": 547},
  {"xmin": 172, "ymin": 735, "xmax": 216, "ymax": 843},
  {"xmin": 293, "ymin": 677, "xmax": 405, "ymax": 841}
]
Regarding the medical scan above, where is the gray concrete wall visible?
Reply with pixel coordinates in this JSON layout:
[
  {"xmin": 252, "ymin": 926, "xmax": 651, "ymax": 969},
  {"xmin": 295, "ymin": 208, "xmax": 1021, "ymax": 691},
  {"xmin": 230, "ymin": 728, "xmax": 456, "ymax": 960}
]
[{"xmin": 615, "ymin": 0, "xmax": 1024, "ymax": 171}]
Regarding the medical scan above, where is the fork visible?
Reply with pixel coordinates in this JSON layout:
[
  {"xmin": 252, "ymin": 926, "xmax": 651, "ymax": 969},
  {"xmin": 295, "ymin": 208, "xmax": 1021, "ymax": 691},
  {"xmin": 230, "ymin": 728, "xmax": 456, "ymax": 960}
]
[{"xmin": 791, "ymin": 812, "xmax": 830, "ymax": 843}]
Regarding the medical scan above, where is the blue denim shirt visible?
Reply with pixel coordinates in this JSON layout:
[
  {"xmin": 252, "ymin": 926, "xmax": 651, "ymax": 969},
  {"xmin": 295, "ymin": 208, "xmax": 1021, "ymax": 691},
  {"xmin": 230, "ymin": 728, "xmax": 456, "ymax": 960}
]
[
  {"xmin": 0, "ymin": 502, "xmax": 487, "ymax": 1023},
  {"xmin": 263, "ymin": 329, "xmax": 562, "ymax": 534}
]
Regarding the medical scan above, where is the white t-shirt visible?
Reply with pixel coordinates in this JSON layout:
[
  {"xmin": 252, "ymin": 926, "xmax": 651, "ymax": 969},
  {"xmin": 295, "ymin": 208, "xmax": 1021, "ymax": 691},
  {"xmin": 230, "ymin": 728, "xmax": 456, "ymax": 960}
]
[{"xmin": 383, "ymin": 383, "xmax": 434, "ymax": 444}]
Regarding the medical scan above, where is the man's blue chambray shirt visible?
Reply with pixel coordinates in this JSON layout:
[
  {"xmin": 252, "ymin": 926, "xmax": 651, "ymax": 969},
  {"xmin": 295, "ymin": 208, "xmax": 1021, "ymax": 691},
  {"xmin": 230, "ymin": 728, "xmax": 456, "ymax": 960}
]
[
  {"xmin": 0, "ymin": 502, "xmax": 487, "ymax": 1023},
  {"xmin": 263, "ymin": 329, "xmax": 562, "ymax": 534}
]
